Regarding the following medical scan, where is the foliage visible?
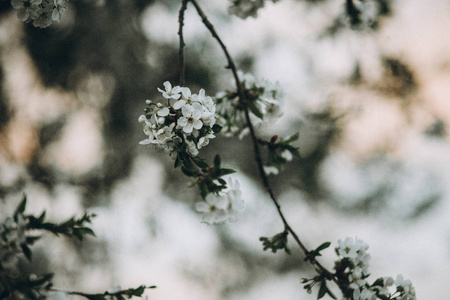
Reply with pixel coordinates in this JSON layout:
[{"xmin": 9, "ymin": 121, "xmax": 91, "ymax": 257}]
[{"xmin": 0, "ymin": 195, "xmax": 154, "ymax": 299}]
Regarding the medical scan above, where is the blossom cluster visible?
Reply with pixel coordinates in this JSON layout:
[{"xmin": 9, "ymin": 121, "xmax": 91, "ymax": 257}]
[
  {"xmin": 228, "ymin": 0, "xmax": 280, "ymax": 19},
  {"xmin": 215, "ymin": 71, "xmax": 284, "ymax": 138},
  {"xmin": 0, "ymin": 214, "xmax": 26, "ymax": 273},
  {"xmin": 139, "ymin": 81, "xmax": 217, "ymax": 157},
  {"xmin": 335, "ymin": 237, "xmax": 416, "ymax": 300},
  {"xmin": 10, "ymin": 0, "xmax": 68, "ymax": 28},
  {"xmin": 195, "ymin": 178, "xmax": 245, "ymax": 225}
]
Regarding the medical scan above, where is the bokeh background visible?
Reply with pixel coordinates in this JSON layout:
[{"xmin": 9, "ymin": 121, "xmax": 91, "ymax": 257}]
[{"xmin": 1, "ymin": 0, "xmax": 450, "ymax": 298}]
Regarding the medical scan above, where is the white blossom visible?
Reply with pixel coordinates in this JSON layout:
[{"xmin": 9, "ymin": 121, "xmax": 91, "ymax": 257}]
[
  {"xmin": 224, "ymin": 178, "xmax": 245, "ymax": 222},
  {"xmin": 158, "ymin": 81, "xmax": 182, "ymax": 100},
  {"xmin": 195, "ymin": 178, "xmax": 245, "ymax": 225},
  {"xmin": 195, "ymin": 194, "xmax": 229, "ymax": 225},
  {"xmin": 51, "ymin": 0, "xmax": 67, "ymax": 22},
  {"xmin": 263, "ymin": 165, "xmax": 279, "ymax": 175},
  {"xmin": 197, "ymin": 133, "xmax": 215, "ymax": 149},
  {"xmin": 140, "ymin": 82, "xmax": 218, "ymax": 157},
  {"xmin": 11, "ymin": 0, "xmax": 42, "ymax": 21},
  {"xmin": 178, "ymin": 105, "xmax": 203, "ymax": 134},
  {"xmin": 353, "ymin": 287, "xmax": 376, "ymax": 300},
  {"xmin": 395, "ymin": 275, "xmax": 416, "ymax": 299},
  {"xmin": 281, "ymin": 149, "xmax": 293, "ymax": 161}
]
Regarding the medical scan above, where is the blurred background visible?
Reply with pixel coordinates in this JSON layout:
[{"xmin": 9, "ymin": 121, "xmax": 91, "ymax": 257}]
[{"xmin": 1, "ymin": 0, "xmax": 450, "ymax": 298}]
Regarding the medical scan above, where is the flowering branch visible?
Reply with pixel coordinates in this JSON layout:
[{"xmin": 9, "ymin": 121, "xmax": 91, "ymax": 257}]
[
  {"xmin": 51, "ymin": 285, "xmax": 156, "ymax": 300},
  {"xmin": 138, "ymin": 1, "xmax": 418, "ymax": 299},
  {"xmin": 188, "ymin": 0, "xmax": 336, "ymax": 283},
  {"xmin": 1, "ymin": 195, "xmax": 155, "ymax": 299}
]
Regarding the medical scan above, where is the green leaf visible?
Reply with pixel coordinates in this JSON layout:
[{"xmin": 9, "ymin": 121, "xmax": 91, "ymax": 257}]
[
  {"xmin": 130, "ymin": 285, "xmax": 146, "ymax": 296},
  {"xmin": 37, "ymin": 211, "xmax": 46, "ymax": 223},
  {"xmin": 174, "ymin": 154, "xmax": 182, "ymax": 168},
  {"xmin": 317, "ymin": 282, "xmax": 327, "ymax": 299},
  {"xmin": 182, "ymin": 159, "xmax": 195, "ymax": 173},
  {"xmin": 315, "ymin": 242, "xmax": 331, "ymax": 253},
  {"xmin": 214, "ymin": 154, "xmax": 221, "ymax": 171},
  {"xmin": 219, "ymin": 168, "xmax": 236, "ymax": 176},
  {"xmin": 192, "ymin": 157, "xmax": 208, "ymax": 169},
  {"xmin": 199, "ymin": 183, "xmax": 208, "ymax": 199},
  {"xmin": 372, "ymin": 278, "xmax": 384, "ymax": 287},
  {"xmin": 247, "ymin": 101, "xmax": 264, "ymax": 119},
  {"xmin": 212, "ymin": 124, "xmax": 222, "ymax": 133},
  {"xmin": 259, "ymin": 231, "xmax": 290, "ymax": 255},
  {"xmin": 326, "ymin": 286, "xmax": 337, "ymax": 299},
  {"xmin": 26, "ymin": 236, "xmax": 41, "ymax": 245},
  {"xmin": 284, "ymin": 132, "xmax": 299, "ymax": 144},
  {"xmin": 21, "ymin": 243, "xmax": 32, "ymax": 261},
  {"xmin": 181, "ymin": 165, "xmax": 195, "ymax": 177},
  {"xmin": 14, "ymin": 194, "xmax": 27, "ymax": 220}
]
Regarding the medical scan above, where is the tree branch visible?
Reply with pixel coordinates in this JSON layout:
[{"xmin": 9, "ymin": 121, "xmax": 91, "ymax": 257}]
[
  {"xmin": 188, "ymin": 0, "xmax": 337, "ymax": 284},
  {"xmin": 178, "ymin": 0, "xmax": 189, "ymax": 86}
]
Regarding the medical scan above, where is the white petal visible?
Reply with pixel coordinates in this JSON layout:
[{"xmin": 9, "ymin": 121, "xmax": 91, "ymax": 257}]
[
  {"xmin": 173, "ymin": 100, "xmax": 186, "ymax": 110},
  {"xmin": 157, "ymin": 107, "xmax": 169, "ymax": 116},
  {"xmin": 139, "ymin": 139, "xmax": 152, "ymax": 145},
  {"xmin": 178, "ymin": 117, "xmax": 187, "ymax": 127},
  {"xmin": 183, "ymin": 124, "xmax": 193, "ymax": 133},
  {"xmin": 181, "ymin": 87, "xmax": 191, "ymax": 98},
  {"xmin": 163, "ymin": 81, "xmax": 171, "ymax": 91},
  {"xmin": 193, "ymin": 120, "xmax": 203, "ymax": 130}
]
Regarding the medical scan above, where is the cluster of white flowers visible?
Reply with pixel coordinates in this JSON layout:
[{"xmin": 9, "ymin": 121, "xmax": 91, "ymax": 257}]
[
  {"xmin": 10, "ymin": 0, "xmax": 68, "ymax": 28},
  {"xmin": 215, "ymin": 71, "xmax": 284, "ymax": 138},
  {"xmin": 228, "ymin": 0, "xmax": 280, "ymax": 19},
  {"xmin": 195, "ymin": 178, "xmax": 245, "ymax": 225},
  {"xmin": 139, "ymin": 81, "xmax": 217, "ymax": 157},
  {"xmin": 337, "ymin": 237, "xmax": 371, "ymax": 290},
  {"xmin": 336, "ymin": 237, "xmax": 416, "ymax": 300},
  {"xmin": 0, "ymin": 215, "xmax": 27, "ymax": 272}
]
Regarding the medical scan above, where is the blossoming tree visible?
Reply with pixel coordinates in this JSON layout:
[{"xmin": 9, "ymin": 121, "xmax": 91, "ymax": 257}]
[{"xmin": 0, "ymin": 0, "xmax": 426, "ymax": 299}]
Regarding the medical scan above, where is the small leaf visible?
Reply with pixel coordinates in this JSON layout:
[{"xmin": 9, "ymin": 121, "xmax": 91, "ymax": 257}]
[
  {"xmin": 199, "ymin": 183, "xmax": 208, "ymax": 199},
  {"xmin": 14, "ymin": 194, "xmax": 27, "ymax": 219},
  {"xmin": 284, "ymin": 132, "xmax": 299, "ymax": 144},
  {"xmin": 212, "ymin": 124, "xmax": 222, "ymax": 133},
  {"xmin": 130, "ymin": 285, "xmax": 146, "ymax": 296},
  {"xmin": 181, "ymin": 165, "xmax": 194, "ymax": 177},
  {"xmin": 37, "ymin": 211, "xmax": 46, "ymax": 222},
  {"xmin": 26, "ymin": 236, "xmax": 41, "ymax": 245},
  {"xmin": 182, "ymin": 159, "xmax": 195, "ymax": 173},
  {"xmin": 192, "ymin": 157, "xmax": 208, "ymax": 169},
  {"xmin": 315, "ymin": 242, "xmax": 331, "ymax": 253},
  {"xmin": 214, "ymin": 155, "xmax": 221, "ymax": 171},
  {"xmin": 326, "ymin": 285, "xmax": 337, "ymax": 299},
  {"xmin": 174, "ymin": 154, "xmax": 182, "ymax": 168},
  {"xmin": 21, "ymin": 243, "xmax": 32, "ymax": 261},
  {"xmin": 247, "ymin": 101, "xmax": 264, "ymax": 119},
  {"xmin": 219, "ymin": 168, "xmax": 236, "ymax": 176},
  {"xmin": 317, "ymin": 282, "xmax": 327, "ymax": 299}
]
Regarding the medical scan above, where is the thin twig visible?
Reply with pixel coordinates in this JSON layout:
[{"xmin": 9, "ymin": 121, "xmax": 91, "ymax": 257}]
[
  {"xmin": 188, "ymin": 0, "xmax": 337, "ymax": 283},
  {"xmin": 178, "ymin": 0, "xmax": 189, "ymax": 86}
]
